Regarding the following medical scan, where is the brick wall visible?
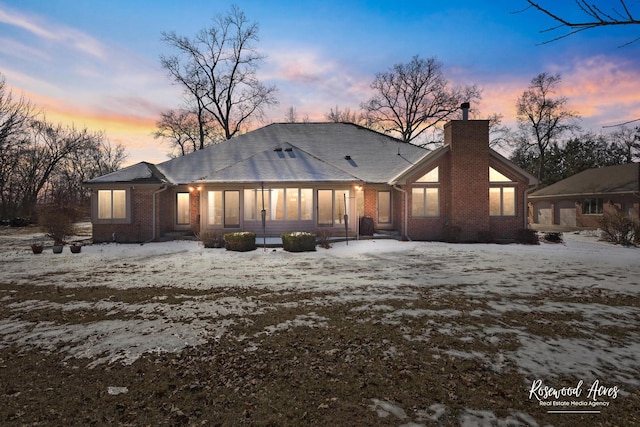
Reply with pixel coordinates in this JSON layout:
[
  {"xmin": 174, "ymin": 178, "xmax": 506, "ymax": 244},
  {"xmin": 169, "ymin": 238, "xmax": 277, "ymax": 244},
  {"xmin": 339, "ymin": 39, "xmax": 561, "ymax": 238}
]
[
  {"xmin": 92, "ymin": 187, "xmax": 155, "ymax": 243},
  {"xmin": 446, "ymin": 120, "xmax": 490, "ymax": 241}
]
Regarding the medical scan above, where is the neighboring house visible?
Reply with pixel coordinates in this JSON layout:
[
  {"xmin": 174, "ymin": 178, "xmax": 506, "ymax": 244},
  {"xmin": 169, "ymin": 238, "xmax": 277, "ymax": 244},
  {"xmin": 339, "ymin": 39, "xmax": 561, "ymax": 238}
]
[
  {"xmin": 85, "ymin": 115, "xmax": 537, "ymax": 243},
  {"xmin": 528, "ymin": 163, "xmax": 640, "ymax": 230}
]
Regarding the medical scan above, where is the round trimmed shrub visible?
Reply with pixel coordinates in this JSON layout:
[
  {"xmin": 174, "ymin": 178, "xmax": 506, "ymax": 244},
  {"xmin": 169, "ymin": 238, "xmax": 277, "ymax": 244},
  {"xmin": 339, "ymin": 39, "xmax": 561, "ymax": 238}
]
[
  {"xmin": 282, "ymin": 232, "xmax": 316, "ymax": 252},
  {"xmin": 223, "ymin": 232, "xmax": 256, "ymax": 252}
]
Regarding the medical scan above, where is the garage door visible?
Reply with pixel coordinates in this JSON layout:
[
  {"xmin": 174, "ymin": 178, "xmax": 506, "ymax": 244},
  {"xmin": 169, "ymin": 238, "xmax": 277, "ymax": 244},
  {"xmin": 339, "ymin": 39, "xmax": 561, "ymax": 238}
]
[{"xmin": 555, "ymin": 200, "xmax": 576, "ymax": 227}]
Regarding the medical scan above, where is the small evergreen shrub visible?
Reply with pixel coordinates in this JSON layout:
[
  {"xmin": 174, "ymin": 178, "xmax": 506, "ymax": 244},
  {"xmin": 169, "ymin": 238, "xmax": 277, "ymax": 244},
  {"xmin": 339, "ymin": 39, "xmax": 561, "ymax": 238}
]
[
  {"xmin": 224, "ymin": 232, "xmax": 256, "ymax": 252},
  {"xmin": 282, "ymin": 232, "xmax": 316, "ymax": 252},
  {"xmin": 516, "ymin": 229, "xmax": 539, "ymax": 245}
]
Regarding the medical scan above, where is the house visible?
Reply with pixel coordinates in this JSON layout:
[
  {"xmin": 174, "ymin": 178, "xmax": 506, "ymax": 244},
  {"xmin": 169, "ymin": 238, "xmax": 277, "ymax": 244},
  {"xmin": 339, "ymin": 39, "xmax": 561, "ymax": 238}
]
[
  {"xmin": 85, "ymin": 111, "xmax": 538, "ymax": 243},
  {"xmin": 528, "ymin": 163, "xmax": 640, "ymax": 230}
]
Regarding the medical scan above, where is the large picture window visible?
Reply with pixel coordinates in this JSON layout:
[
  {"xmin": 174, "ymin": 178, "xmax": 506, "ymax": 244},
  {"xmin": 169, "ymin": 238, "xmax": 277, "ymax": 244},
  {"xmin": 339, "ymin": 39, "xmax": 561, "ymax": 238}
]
[
  {"xmin": 98, "ymin": 189, "xmax": 127, "ymax": 220},
  {"xmin": 244, "ymin": 188, "xmax": 312, "ymax": 221}
]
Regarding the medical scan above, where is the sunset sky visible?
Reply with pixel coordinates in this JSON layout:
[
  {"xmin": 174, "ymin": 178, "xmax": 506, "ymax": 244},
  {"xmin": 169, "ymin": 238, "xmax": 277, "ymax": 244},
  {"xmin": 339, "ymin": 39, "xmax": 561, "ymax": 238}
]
[{"xmin": 1, "ymin": 0, "xmax": 639, "ymax": 166}]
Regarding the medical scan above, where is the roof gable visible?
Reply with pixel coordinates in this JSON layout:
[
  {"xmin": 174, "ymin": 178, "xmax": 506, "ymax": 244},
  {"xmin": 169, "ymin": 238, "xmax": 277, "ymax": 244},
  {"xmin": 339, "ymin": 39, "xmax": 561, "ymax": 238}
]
[{"xmin": 86, "ymin": 162, "xmax": 169, "ymax": 185}]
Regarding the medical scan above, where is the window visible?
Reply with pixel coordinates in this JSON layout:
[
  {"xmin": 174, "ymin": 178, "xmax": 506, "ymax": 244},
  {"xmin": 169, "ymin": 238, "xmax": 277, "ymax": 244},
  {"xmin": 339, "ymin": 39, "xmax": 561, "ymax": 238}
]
[
  {"xmin": 378, "ymin": 191, "xmax": 391, "ymax": 224},
  {"xmin": 224, "ymin": 191, "xmax": 240, "ymax": 227},
  {"xmin": 416, "ymin": 166, "xmax": 439, "ymax": 183},
  {"xmin": 412, "ymin": 188, "xmax": 439, "ymax": 217},
  {"xmin": 176, "ymin": 192, "xmax": 190, "ymax": 225},
  {"xmin": 412, "ymin": 167, "xmax": 439, "ymax": 217},
  {"xmin": 244, "ymin": 188, "xmax": 312, "ymax": 221},
  {"xmin": 489, "ymin": 167, "xmax": 513, "ymax": 182},
  {"xmin": 582, "ymin": 198, "xmax": 603, "ymax": 215},
  {"xmin": 207, "ymin": 191, "xmax": 223, "ymax": 225},
  {"xmin": 98, "ymin": 189, "xmax": 126, "ymax": 220},
  {"xmin": 317, "ymin": 189, "xmax": 350, "ymax": 225},
  {"xmin": 489, "ymin": 187, "xmax": 516, "ymax": 216}
]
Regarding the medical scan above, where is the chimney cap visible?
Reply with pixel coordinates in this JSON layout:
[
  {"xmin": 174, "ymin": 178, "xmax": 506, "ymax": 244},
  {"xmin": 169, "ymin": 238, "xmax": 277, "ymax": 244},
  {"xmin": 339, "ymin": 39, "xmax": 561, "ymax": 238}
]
[{"xmin": 461, "ymin": 102, "xmax": 470, "ymax": 109}]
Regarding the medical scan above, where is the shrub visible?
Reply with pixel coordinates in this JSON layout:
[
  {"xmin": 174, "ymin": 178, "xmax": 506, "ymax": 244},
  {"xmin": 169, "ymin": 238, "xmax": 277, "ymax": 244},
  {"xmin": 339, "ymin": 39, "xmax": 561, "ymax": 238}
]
[
  {"xmin": 516, "ymin": 228, "xmax": 539, "ymax": 245},
  {"xmin": 198, "ymin": 230, "xmax": 225, "ymax": 248},
  {"xmin": 282, "ymin": 232, "xmax": 316, "ymax": 252},
  {"xmin": 599, "ymin": 212, "xmax": 639, "ymax": 246},
  {"xmin": 316, "ymin": 228, "xmax": 333, "ymax": 249},
  {"xmin": 37, "ymin": 204, "xmax": 81, "ymax": 244},
  {"xmin": 224, "ymin": 232, "xmax": 256, "ymax": 252},
  {"xmin": 542, "ymin": 232, "xmax": 563, "ymax": 243}
]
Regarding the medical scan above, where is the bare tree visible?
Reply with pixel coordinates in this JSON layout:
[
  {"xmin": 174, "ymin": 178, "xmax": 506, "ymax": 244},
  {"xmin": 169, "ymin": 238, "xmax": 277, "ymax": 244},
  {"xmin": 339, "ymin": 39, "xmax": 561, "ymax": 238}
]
[
  {"xmin": 324, "ymin": 105, "xmax": 360, "ymax": 123},
  {"xmin": 283, "ymin": 106, "xmax": 309, "ymax": 123},
  {"xmin": 515, "ymin": 72, "xmax": 580, "ymax": 184},
  {"xmin": 526, "ymin": 1, "xmax": 640, "ymax": 45},
  {"xmin": 154, "ymin": 109, "xmax": 223, "ymax": 157},
  {"xmin": 361, "ymin": 55, "xmax": 481, "ymax": 145},
  {"xmin": 0, "ymin": 76, "xmax": 37, "ymax": 219},
  {"xmin": 160, "ymin": 5, "xmax": 278, "ymax": 142}
]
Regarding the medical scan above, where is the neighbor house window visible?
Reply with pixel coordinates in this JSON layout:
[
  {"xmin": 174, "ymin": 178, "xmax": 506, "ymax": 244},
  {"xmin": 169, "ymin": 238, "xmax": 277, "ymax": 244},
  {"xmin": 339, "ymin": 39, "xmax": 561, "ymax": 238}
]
[
  {"xmin": 489, "ymin": 187, "xmax": 516, "ymax": 216},
  {"xmin": 176, "ymin": 192, "xmax": 190, "ymax": 225},
  {"xmin": 98, "ymin": 189, "xmax": 127, "ymax": 220},
  {"xmin": 412, "ymin": 167, "xmax": 439, "ymax": 217},
  {"xmin": 582, "ymin": 198, "xmax": 603, "ymax": 215}
]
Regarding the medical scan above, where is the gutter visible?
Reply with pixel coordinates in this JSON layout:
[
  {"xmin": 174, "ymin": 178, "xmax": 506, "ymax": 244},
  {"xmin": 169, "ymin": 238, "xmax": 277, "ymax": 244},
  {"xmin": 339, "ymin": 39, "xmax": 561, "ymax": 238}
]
[
  {"xmin": 145, "ymin": 185, "xmax": 168, "ymax": 244},
  {"xmin": 392, "ymin": 183, "xmax": 412, "ymax": 241}
]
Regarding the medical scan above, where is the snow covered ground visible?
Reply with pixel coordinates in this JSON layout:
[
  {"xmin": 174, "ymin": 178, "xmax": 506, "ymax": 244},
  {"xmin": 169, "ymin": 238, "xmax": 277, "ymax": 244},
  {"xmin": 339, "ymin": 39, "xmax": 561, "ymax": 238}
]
[{"xmin": 1, "ymin": 226, "xmax": 638, "ymax": 425}]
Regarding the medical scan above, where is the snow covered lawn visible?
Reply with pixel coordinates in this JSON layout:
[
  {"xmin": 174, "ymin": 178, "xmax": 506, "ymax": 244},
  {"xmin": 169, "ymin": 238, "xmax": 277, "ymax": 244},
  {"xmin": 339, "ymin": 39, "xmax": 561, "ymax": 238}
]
[{"xmin": 0, "ymin": 226, "xmax": 638, "ymax": 425}]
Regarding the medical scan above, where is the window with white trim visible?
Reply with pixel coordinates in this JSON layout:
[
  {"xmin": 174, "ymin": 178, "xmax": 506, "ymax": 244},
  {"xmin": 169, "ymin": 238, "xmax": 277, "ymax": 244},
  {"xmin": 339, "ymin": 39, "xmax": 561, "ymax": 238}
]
[
  {"xmin": 98, "ymin": 189, "xmax": 127, "ymax": 220},
  {"xmin": 412, "ymin": 167, "xmax": 439, "ymax": 217},
  {"xmin": 489, "ymin": 167, "xmax": 516, "ymax": 216}
]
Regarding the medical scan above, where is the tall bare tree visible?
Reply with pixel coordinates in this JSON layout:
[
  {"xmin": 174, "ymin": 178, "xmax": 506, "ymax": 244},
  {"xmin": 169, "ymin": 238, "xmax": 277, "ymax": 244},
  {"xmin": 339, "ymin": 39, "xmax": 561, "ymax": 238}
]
[
  {"xmin": 515, "ymin": 72, "xmax": 580, "ymax": 184},
  {"xmin": 283, "ymin": 106, "xmax": 309, "ymax": 123},
  {"xmin": 160, "ymin": 5, "xmax": 278, "ymax": 144},
  {"xmin": 361, "ymin": 55, "xmax": 481, "ymax": 145},
  {"xmin": 526, "ymin": 1, "xmax": 640, "ymax": 45}
]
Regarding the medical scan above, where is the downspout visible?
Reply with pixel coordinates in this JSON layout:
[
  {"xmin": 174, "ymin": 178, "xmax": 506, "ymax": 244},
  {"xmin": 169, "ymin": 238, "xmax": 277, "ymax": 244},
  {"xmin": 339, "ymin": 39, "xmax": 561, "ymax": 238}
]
[
  {"xmin": 145, "ymin": 185, "xmax": 168, "ymax": 244},
  {"xmin": 524, "ymin": 186, "xmax": 536, "ymax": 229},
  {"xmin": 392, "ymin": 183, "xmax": 412, "ymax": 241}
]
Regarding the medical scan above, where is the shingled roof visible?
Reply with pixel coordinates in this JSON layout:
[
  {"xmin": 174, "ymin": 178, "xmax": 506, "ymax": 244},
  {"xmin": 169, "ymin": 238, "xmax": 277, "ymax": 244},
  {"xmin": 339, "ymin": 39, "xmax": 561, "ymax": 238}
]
[
  {"xmin": 88, "ymin": 123, "xmax": 429, "ymax": 186},
  {"xmin": 529, "ymin": 163, "xmax": 640, "ymax": 198}
]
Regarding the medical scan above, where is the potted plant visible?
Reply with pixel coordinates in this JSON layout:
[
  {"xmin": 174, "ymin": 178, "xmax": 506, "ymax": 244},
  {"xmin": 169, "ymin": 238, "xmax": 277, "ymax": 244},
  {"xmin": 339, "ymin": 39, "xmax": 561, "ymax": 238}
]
[
  {"xmin": 30, "ymin": 242, "xmax": 44, "ymax": 254},
  {"xmin": 69, "ymin": 243, "xmax": 82, "ymax": 253}
]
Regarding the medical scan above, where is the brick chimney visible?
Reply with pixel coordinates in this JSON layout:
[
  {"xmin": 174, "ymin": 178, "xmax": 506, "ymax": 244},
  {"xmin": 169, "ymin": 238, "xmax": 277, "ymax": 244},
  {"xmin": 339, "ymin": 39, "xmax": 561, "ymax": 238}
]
[{"xmin": 445, "ymin": 105, "xmax": 490, "ymax": 241}]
